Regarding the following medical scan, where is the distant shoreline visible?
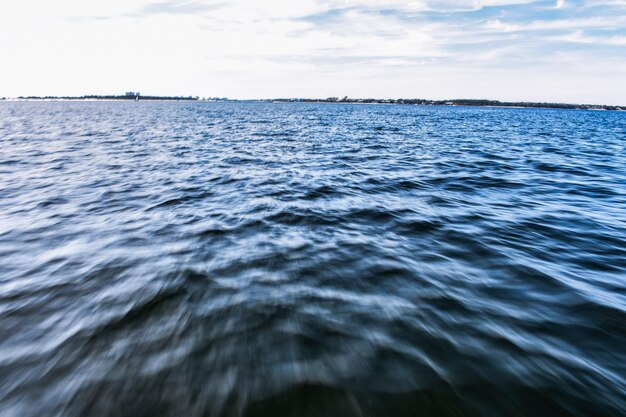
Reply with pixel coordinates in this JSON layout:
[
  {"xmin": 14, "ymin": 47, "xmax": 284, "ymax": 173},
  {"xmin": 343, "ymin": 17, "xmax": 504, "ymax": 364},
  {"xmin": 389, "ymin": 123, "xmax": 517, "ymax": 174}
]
[
  {"xmin": 267, "ymin": 98, "xmax": 625, "ymax": 111},
  {"xmin": 0, "ymin": 95, "xmax": 199, "ymax": 102},
  {"xmin": 1, "ymin": 95, "xmax": 623, "ymax": 111}
]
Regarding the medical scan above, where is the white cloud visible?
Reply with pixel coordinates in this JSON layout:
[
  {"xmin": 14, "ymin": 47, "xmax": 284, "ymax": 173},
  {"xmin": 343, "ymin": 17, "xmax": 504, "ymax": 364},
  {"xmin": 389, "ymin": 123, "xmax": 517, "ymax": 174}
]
[{"xmin": 0, "ymin": 0, "xmax": 624, "ymax": 104}]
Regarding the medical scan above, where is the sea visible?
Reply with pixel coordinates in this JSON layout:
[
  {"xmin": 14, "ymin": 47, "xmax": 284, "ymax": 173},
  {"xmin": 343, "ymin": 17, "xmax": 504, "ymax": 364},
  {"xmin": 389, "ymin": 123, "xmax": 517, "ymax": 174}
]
[{"xmin": 0, "ymin": 101, "xmax": 625, "ymax": 417}]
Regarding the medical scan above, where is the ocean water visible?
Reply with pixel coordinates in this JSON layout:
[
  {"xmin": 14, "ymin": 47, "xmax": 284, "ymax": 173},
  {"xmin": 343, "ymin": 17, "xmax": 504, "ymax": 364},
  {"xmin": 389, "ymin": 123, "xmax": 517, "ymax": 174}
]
[{"xmin": 0, "ymin": 101, "xmax": 625, "ymax": 417}]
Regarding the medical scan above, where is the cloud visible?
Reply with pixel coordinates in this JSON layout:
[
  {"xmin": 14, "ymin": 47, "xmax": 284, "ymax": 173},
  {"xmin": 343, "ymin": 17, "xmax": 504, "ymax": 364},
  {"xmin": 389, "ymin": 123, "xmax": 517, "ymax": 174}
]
[
  {"xmin": 133, "ymin": 0, "xmax": 223, "ymax": 16},
  {"xmin": 550, "ymin": 30, "xmax": 626, "ymax": 45},
  {"xmin": 1, "ymin": 0, "xmax": 625, "ymax": 103}
]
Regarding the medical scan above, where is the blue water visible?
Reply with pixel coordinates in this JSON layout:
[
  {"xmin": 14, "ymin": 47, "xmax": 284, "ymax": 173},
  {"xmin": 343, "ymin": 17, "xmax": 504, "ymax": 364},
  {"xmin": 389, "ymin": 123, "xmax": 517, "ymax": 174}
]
[{"xmin": 1, "ymin": 102, "xmax": 625, "ymax": 417}]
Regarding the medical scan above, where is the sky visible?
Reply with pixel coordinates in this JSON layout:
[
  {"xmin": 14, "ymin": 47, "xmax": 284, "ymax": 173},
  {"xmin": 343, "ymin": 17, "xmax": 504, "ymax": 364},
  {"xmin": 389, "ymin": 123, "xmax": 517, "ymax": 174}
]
[{"xmin": 1, "ymin": 0, "xmax": 625, "ymax": 104}]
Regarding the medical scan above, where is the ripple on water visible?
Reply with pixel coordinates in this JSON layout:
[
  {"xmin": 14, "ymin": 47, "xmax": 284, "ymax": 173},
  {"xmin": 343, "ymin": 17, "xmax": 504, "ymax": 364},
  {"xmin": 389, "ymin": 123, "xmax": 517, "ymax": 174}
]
[{"xmin": 0, "ymin": 102, "xmax": 625, "ymax": 417}]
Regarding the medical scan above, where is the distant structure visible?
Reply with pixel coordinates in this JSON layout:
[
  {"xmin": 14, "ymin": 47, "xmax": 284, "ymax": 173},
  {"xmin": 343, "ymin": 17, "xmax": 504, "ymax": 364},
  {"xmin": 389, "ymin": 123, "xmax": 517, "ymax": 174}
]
[
  {"xmin": 202, "ymin": 97, "xmax": 230, "ymax": 102},
  {"xmin": 125, "ymin": 91, "xmax": 140, "ymax": 98}
]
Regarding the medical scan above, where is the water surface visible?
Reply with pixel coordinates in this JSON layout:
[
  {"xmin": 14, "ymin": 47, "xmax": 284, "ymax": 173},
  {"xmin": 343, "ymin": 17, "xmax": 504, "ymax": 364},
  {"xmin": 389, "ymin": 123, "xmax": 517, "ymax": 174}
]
[{"xmin": 1, "ymin": 102, "xmax": 625, "ymax": 416}]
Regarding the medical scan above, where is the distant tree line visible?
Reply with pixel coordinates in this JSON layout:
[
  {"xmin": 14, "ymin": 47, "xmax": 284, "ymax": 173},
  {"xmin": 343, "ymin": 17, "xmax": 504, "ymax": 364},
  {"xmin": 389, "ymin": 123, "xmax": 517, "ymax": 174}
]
[
  {"xmin": 1, "ymin": 96, "xmax": 623, "ymax": 110},
  {"xmin": 1, "ymin": 95, "xmax": 199, "ymax": 101},
  {"xmin": 269, "ymin": 97, "xmax": 624, "ymax": 111}
]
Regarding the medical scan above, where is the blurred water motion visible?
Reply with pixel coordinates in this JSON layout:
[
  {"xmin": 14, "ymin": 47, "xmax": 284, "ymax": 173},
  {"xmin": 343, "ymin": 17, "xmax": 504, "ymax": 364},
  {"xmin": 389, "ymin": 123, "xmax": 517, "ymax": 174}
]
[{"xmin": 0, "ymin": 102, "xmax": 625, "ymax": 417}]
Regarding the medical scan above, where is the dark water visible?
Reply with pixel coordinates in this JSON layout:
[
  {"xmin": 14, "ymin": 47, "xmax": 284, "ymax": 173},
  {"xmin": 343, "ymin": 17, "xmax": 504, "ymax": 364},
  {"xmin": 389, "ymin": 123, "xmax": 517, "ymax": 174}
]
[{"xmin": 1, "ymin": 102, "xmax": 625, "ymax": 417}]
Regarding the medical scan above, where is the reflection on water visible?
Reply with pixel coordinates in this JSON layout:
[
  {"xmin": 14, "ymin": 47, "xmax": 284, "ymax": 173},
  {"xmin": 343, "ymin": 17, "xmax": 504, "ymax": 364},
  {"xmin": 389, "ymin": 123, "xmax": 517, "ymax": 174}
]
[{"xmin": 0, "ymin": 102, "xmax": 625, "ymax": 416}]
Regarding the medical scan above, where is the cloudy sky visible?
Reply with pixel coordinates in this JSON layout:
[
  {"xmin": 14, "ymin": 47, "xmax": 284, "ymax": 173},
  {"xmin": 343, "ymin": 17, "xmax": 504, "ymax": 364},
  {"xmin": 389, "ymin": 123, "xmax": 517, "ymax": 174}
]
[{"xmin": 1, "ymin": 0, "xmax": 625, "ymax": 103}]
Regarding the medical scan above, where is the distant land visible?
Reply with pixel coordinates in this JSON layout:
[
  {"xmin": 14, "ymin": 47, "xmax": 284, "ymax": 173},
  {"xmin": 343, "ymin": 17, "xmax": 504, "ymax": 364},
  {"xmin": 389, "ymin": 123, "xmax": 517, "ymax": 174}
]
[
  {"xmin": 1, "ymin": 93, "xmax": 623, "ymax": 111},
  {"xmin": 0, "ymin": 92, "xmax": 199, "ymax": 102},
  {"xmin": 269, "ymin": 97, "xmax": 625, "ymax": 111}
]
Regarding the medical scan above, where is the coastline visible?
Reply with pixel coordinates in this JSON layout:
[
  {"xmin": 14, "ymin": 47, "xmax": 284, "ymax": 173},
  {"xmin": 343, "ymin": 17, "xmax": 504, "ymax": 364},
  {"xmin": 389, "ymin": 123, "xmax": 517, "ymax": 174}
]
[
  {"xmin": 267, "ymin": 98, "xmax": 625, "ymax": 111},
  {"xmin": 0, "ymin": 95, "xmax": 199, "ymax": 102},
  {"xmin": 1, "ymin": 96, "xmax": 623, "ymax": 111}
]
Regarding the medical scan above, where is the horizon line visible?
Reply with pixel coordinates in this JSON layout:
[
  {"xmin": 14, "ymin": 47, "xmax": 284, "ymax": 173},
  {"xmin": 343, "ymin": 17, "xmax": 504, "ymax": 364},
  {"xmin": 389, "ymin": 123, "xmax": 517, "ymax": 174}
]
[{"xmin": 2, "ymin": 94, "xmax": 624, "ymax": 110}]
